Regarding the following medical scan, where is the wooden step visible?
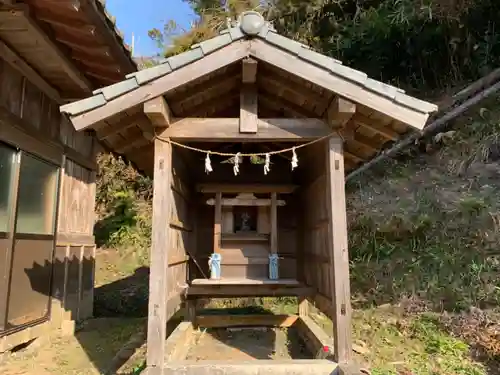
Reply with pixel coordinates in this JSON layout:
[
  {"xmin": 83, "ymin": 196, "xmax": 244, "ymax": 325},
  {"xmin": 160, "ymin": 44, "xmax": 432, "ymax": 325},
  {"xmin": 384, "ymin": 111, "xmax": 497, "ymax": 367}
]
[{"xmin": 163, "ymin": 360, "xmax": 339, "ymax": 375}]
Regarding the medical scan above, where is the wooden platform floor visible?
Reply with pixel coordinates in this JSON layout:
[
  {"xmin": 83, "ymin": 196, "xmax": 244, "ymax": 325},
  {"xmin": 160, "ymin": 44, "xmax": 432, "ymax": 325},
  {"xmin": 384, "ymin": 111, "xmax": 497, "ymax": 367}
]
[
  {"xmin": 188, "ymin": 278, "xmax": 310, "ymax": 297},
  {"xmin": 190, "ymin": 278, "xmax": 300, "ymax": 286}
]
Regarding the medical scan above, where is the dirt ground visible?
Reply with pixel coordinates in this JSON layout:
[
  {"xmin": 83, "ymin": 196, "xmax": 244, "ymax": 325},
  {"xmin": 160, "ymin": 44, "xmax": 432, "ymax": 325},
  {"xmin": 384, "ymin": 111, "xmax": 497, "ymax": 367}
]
[
  {"xmin": 0, "ymin": 318, "xmax": 145, "ymax": 375},
  {"xmin": 185, "ymin": 327, "xmax": 310, "ymax": 361},
  {"xmin": 0, "ymin": 249, "xmax": 148, "ymax": 375}
]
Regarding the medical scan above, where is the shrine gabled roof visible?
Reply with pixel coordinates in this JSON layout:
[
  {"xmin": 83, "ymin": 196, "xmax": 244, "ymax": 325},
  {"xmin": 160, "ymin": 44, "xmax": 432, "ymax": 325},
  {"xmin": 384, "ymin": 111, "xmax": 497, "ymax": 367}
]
[{"xmin": 60, "ymin": 11, "xmax": 437, "ymax": 130}]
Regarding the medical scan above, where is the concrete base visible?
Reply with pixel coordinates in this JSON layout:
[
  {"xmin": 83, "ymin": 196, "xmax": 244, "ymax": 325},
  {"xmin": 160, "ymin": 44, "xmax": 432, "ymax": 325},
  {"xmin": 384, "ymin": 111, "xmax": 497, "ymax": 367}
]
[{"xmin": 159, "ymin": 360, "xmax": 339, "ymax": 375}]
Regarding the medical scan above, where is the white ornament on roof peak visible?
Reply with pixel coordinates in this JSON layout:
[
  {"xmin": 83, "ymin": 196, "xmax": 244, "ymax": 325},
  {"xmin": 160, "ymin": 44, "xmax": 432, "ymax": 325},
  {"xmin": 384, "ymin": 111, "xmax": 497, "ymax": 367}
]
[{"xmin": 239, "ymin": 11, "xmax": 265, "ymax": 36}]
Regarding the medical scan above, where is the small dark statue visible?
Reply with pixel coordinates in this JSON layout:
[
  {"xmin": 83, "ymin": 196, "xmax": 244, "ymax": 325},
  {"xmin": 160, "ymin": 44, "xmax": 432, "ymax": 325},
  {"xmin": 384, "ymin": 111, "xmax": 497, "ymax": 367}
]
[{"xmin": 240, "ymin": 211, "xmax": 251, "ymax": 232}]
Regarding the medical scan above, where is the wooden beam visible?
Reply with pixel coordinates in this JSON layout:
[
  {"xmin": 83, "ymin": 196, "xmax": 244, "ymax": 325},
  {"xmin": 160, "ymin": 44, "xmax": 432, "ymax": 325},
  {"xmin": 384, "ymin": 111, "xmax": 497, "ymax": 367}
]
[
  {"xmin": 0, "ymin": 39, "xmax": 62, "ymax": 104},
  {"xmin": 189, "ymin": 90, "xmax": 239, "ymax": 118},
  {"xmin": 239, "ymin": 84, "xmax": 258, "ymax": 133},
  {"xmin": 160, "ymin": 118, "xmax": 330, "ymax": 142},
  {"xmin": 55, "ymin": 34, "xmax": 111, "ymax": 56},
  {"xmin": 250, "ymin": 39, "xmax": 430, "ymax": 129},
  {"xmin": 169, "ymin": 63, "xmax": 240, "ymax": 105},
  {"xmin": 196, "ymin": 314, "xmax": 298, "ymax": 328},
  {"xmin": 71, "ymin": 41, "xmax": 250, "ymax": 130},
  {"xmin": 146, "ymin": 138, "xmax": 172, "ymax": 374},
  {"xmin": 259, "ymin": 91, "xmax": 313, "ymax": 118},
  {"xmin": 213, "ymin": 192, "xmax": 222, "ymax": 255},
  {"xmin": 96, "ymin": 112, "xmax": 146, "ymax": 140},
  {"xmin": 36, "ymin": 10, "xmax": 97, "ymax": 37},
  {"xmin": 295, "ymin": 316, "xmax": 334, "ymax": 360},
  {"xmin": 344, "ymin": 151, "xmax": 363, "ymax": 164},
  {"xmin": 6, "ymin": 9, "xmax": 93, "ymax": 93},
  {"xmin": 242, "ymin": 57, "xmax": 257, "ymax": 83},
  {"xmin": 326, "ymin": 97, "xmax": 356, "ymax": 128},
  {"xmin": 197, "ymin": 184, "xmax": 298, "ymax": 194},
  {"xmin": 78, "ymin": 0, "xmax": 136, "ymax": 74},
  {"xmin": 187, "ymin": 285, "xmax": 313, "ymax": 297},
  {"xmin": 325, "ymin": 135, "xmax": 352, "ymax": 364},
  {"xmin": 259, "ymin": 70, "xmax": 327, "ymax": 107},
  {"xmin": 144, "ymin": 96, "xmax": 171, "ymax": 127},
  {"xmin": 354, "ymin": 114, "xmax": 399, "ymax": 140},
  {"xmin": 270, "ymin": 192, "xmax": 278, "ymax": 254},
  {"xmin": 115, "ymin": 134, "xmax": 150, "ymax": 154},
  {"xmin": 206, "ymin": 197, "xmax": 286, "ymax": 206}
]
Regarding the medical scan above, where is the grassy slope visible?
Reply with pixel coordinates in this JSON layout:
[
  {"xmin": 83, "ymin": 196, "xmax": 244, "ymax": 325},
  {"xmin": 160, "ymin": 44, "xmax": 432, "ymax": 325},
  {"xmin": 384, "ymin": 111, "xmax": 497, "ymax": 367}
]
[
  {"xmin": 92, "ymin": 99, "xmax": 500, "ymax": 374},
  {"xmin": 341, "ymin": 98, "xmax": 500, "ymax": 374}
]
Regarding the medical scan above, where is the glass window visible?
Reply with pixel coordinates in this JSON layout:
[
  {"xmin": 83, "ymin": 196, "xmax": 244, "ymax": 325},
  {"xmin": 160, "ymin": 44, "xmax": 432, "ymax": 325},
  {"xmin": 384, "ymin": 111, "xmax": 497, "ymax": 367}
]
[
  {"xmin": 15, "ymin": 153, "xmax": 59, "ymax": 235},
  {"xmin": 0, "ymin": 143, "xmax": 17, "ymax": 232}
]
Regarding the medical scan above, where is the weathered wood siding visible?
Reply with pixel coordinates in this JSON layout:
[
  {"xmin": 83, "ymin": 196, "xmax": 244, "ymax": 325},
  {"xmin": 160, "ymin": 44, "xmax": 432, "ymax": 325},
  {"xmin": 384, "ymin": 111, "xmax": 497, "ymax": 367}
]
[
  {"xmin": 0, "ymin": 54, "xmax": 98, "ymax": 352},
  {"xmin": 57, "ymin": 159, "xmax": 96, "ymax": 235},
  {"xmin": 299, "ymin": 141, "xmax": 336, "ymax": 317}
]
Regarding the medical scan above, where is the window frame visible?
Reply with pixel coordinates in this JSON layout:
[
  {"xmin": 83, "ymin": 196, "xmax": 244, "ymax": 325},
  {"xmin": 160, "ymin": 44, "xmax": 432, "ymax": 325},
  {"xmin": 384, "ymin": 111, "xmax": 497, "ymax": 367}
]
[{"xmin": 13, "ymin": 151, "xmax": 60, "ymax": 237}]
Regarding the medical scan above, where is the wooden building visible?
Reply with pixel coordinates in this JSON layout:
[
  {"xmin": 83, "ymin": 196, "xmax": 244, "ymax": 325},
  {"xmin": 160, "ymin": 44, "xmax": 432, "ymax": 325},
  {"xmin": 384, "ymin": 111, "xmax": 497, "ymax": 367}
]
[
  {"xmin": 61, "ymin": 11, "xmax": 438, "ymax": 375},
  {"xmin": 0, "ymin": 0, "xmax": 136, "ymax": 352}
]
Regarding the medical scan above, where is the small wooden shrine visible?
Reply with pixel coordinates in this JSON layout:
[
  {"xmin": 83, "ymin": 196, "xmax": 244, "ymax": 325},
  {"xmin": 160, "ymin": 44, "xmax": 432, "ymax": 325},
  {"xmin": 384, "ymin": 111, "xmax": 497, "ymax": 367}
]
[{"xmin": 60, "ymin": 11, "xmax": 438, "ymax": 375}]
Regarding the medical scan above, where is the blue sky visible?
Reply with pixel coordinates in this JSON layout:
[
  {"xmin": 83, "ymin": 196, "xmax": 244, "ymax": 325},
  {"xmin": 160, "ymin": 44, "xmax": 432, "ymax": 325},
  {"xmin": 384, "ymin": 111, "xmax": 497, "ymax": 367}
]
[{"xmin": 106, "ymin": 0, "xmax": 196, "ymax": 57}]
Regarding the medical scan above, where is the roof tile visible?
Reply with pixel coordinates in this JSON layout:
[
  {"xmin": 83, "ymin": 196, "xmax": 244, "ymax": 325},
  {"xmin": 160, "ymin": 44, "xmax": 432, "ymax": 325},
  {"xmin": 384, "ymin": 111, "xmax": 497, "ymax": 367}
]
[
  {"xmin": 298, "ymin": 47, "xmax": 342, "ymax": 69},
  {"xmin": 227, "ymin": 26, "xmax": 245, "ymax": 41},
  {"xmin": 167, "ymin": 47, "xmax": 204, "ymax": 70},
  {"xmin": 264, "ymin": 31, "xmax": 305, "ymax": 55},
  {"xmin": 128, "ymin": 62, "xmax": 173, "ymax": 85},
  {"xmin": 197, "ymin": 33, "xmax": 233, "ymax": 55},
  {"xmin": 61, "ymin": 11, "xmax": 438, "ymax": 121},
  {"xmin": 330, "ymin": 62, "xmax": 368, "ymax": 85},
  {"xmin": 395, "ymin": 92, "xmax": 438, "ymax": 113},
  {"xmin": 364, "ymin": 78, "xmax": 403, "ymax": 100},
  {"xmin": 60, "ymin": 93, "xmax": 106, "ymax": 115},
  {"xmin": 93, "ymin": 77, "xmax": 139, "ymax": 100}
]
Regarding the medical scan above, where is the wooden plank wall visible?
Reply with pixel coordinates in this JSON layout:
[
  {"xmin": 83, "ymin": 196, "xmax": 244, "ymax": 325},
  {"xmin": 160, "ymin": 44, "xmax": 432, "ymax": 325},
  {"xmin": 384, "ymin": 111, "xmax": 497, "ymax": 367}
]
[
  {"xmin": 167, "ymin": 150, "xmax": 194, "ymax": 319},
  {"xmin": 300, "ymin": 141, "xmax": 336, "ymax": 317},
  {"xmin": 0, "ymin": 55, "xmax": 98, "ymax": 349}
]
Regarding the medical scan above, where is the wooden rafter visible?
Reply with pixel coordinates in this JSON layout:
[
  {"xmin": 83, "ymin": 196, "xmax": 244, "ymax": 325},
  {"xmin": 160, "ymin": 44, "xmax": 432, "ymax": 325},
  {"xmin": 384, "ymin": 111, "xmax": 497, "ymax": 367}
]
[
  {"xmin": 114, "ymin": 132, "xmax": 150, "ymax": 154},
  {"xmin": 96, "ymin": 112, "xmax": 145, "ymax": 140},
  {"xmin": 0, "ymin": 38, "xmax": 62, "ymax": 103},
  {"xmin": 160, "ymin": 117, "xmax": 330, "ymax": 142},
  {"xmin": 144, "ymin": 96, "xmax": 171, "ymax": 128},
  {"xmin": 251, "ymin": 38, "xmax": 429, "ymax": 129},
  {"xmin": 189, "ymin": 90, "xmax": 239, "ymax": 118},
  {"xmin": 55, "ymin": 33, "xmax": 111, "ymax": 56},
  {"xmin": 171, "ymin": 75, "xmax": 240, "ymax": 114},
  {"xmin": 3, "ymin": 8, "xmax": 93, "ymax": 93},
  {"xmin": 354, "ymin": 114, "xmax": 399, "ymax": 140},
  {"xmin": 348, "ymin": 135, "xmax": 379, "ymax": 154},
  {"xmin": 258, "ymin": 91, "xmax": 314, "ymax": 119},
  {"xmin": 35, "ymin": 10, "xmax": 97, "ymax": 37},
  {"xmin": 259, "ymin": 70, "xmax": 326, "ymax": 103},
  {"xmin": 78, "ymin": 0, "xmax": 136, "ymax": 74},
  {"xmin": 344, "ymin": 151, "xmax": 364, "ymax": 164}
]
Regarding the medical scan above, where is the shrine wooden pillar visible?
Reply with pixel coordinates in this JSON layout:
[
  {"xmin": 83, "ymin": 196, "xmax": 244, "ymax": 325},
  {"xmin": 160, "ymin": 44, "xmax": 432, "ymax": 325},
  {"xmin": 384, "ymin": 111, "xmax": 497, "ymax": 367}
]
[
  {"xmin": 146, "ymin": 137, "xmax": 172, "ymax": 375},
  {"xmin": 325, "ymin": 135, "xmax": 352, "ymax": 364}
]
